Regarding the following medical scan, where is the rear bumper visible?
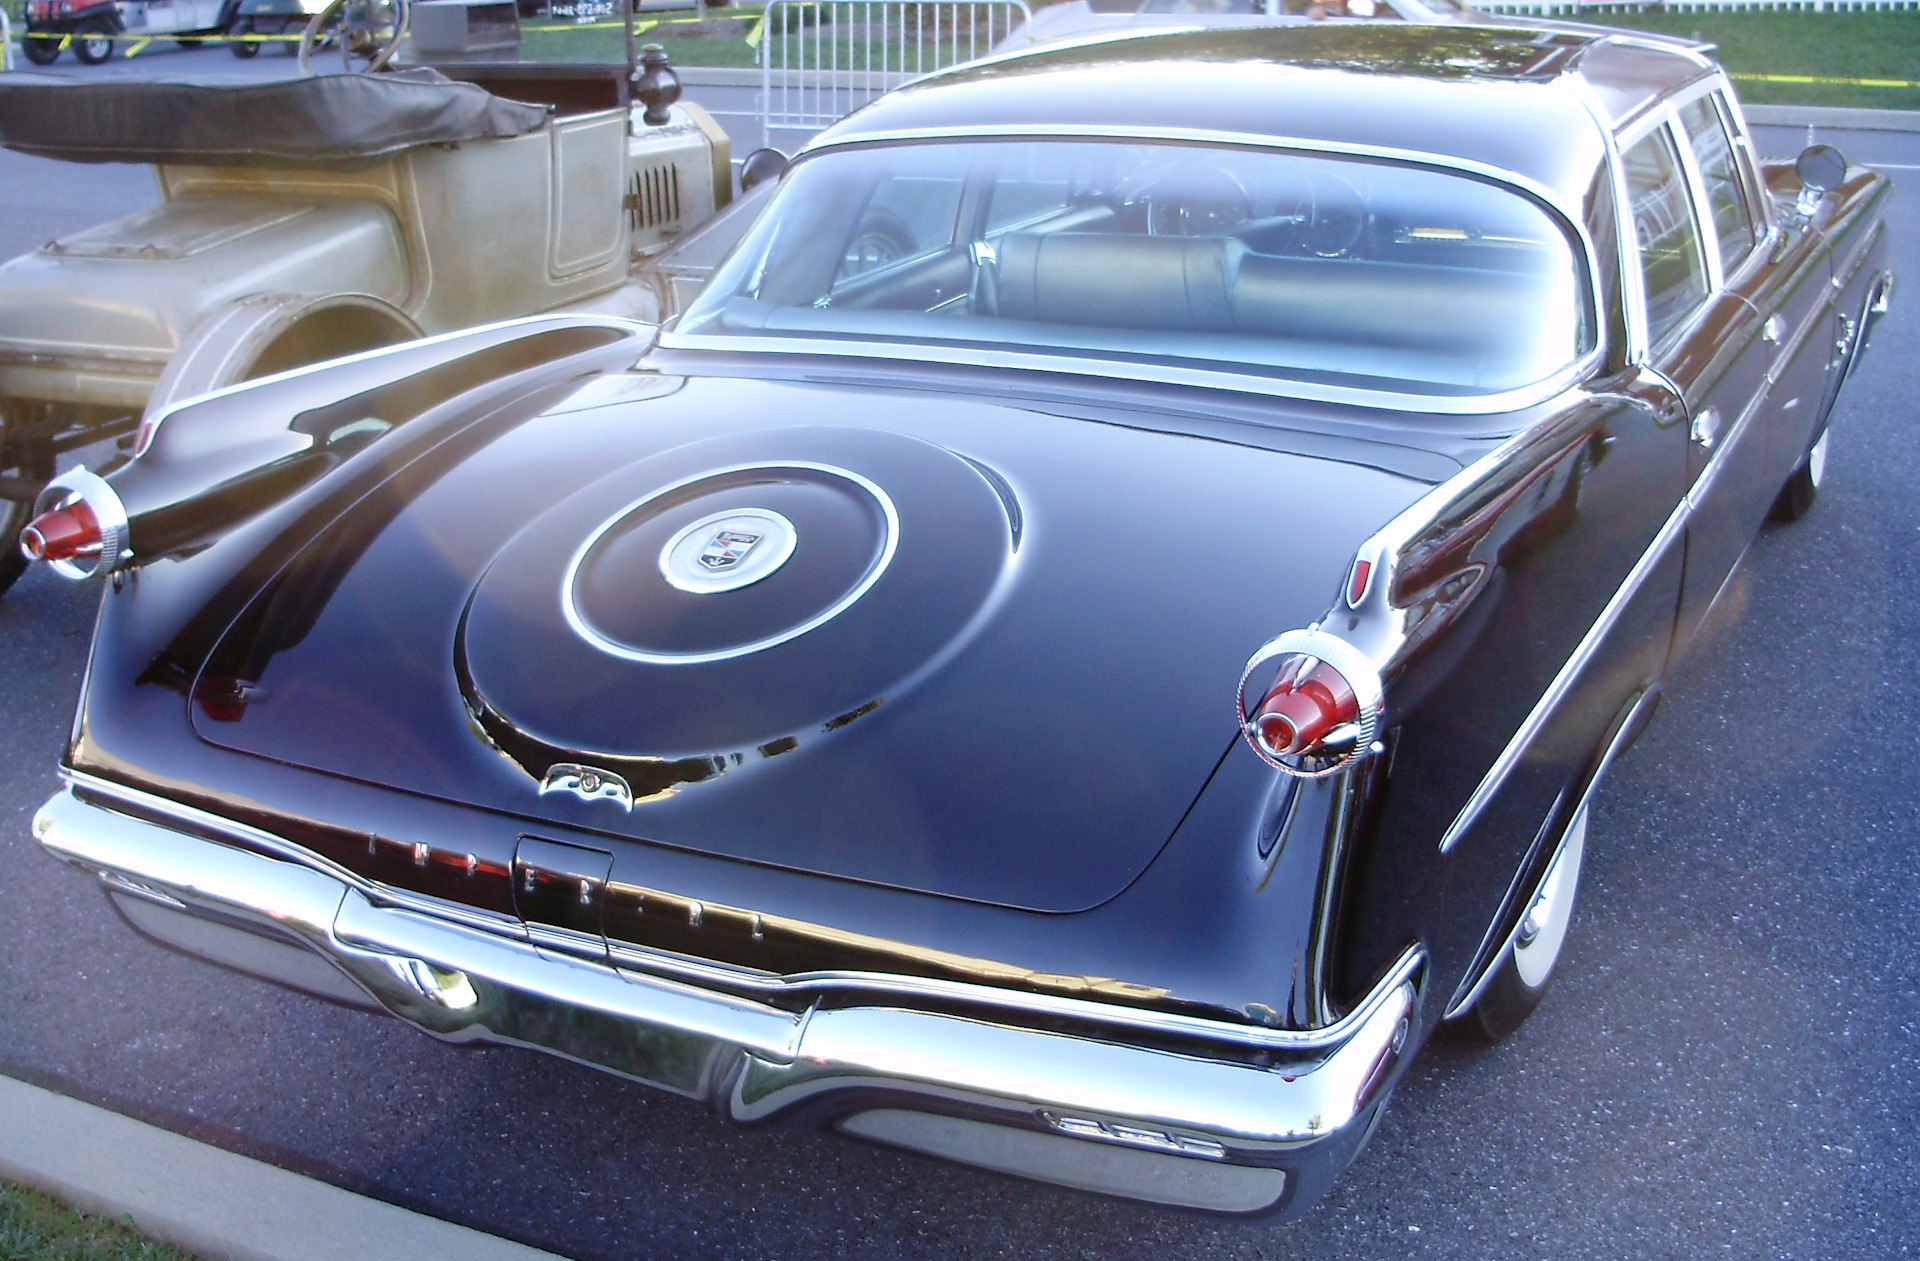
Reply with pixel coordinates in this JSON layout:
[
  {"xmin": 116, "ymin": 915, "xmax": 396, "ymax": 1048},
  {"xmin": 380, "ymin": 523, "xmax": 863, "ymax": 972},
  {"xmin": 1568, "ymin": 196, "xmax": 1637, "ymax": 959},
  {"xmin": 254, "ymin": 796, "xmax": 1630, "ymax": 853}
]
[{"xmin": 33, "ymin": 778, "xmax": 1421, "ymax": 1216}]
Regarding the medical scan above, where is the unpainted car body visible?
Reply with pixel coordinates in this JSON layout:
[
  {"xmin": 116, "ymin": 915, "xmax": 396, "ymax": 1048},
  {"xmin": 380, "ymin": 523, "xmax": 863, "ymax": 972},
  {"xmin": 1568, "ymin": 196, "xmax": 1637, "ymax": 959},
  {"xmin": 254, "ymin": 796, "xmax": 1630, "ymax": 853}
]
[
  {"xmin": 20, "ymin": 24, "xmax": 1894, "ymax": 1218},
  {"xmin": 0, "ymin": 61, "xmax": 730, "ymax": 591}
]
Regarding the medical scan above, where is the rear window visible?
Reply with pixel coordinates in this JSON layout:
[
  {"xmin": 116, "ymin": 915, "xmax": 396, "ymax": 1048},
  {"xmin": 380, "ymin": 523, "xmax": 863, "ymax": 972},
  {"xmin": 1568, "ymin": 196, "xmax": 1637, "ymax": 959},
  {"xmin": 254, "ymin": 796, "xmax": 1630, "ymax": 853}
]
[{"xmin": 678, "ymin": 139, "xmax": 1595, "ymax": 398}]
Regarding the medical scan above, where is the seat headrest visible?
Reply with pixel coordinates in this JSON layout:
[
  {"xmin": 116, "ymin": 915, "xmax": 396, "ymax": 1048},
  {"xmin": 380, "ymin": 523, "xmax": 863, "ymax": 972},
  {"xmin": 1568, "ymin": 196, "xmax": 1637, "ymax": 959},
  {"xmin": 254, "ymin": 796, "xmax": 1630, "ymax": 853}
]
[{"xmin": 994, "ymin": 233, "xmax": 1246, "ymax": 332}]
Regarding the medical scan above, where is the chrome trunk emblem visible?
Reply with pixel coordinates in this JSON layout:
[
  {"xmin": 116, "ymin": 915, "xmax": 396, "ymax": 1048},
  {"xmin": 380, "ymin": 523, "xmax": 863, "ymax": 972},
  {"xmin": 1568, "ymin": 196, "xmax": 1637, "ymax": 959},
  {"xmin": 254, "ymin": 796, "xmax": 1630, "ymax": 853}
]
[
  {"xmin": 540, "ymin": 763, "xmax": 634, "ymax": 810},
  {"xmin": 659, "ymin": 508, "xmax": 797, "ymax": 594}
]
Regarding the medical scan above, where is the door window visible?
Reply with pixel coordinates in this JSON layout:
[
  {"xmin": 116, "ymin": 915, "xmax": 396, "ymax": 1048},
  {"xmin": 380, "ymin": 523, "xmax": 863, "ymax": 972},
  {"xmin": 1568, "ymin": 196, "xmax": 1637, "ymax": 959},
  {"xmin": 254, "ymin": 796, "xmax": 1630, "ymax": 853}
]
[
  {"xmin": 1678, "ymin": 95, "xmax": 1757, "ymax": 276},
  {"xmin": 1623, "ymin": 127, "xmax": 1708, "ymax": 347}
]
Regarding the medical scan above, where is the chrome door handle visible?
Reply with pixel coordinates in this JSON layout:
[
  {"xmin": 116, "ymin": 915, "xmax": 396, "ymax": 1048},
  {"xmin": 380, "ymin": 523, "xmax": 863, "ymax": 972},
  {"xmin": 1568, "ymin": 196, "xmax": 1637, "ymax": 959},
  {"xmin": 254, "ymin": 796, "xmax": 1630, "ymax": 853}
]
[
  {"xmin": 1690, "ymin": 406, "xmax": 1723, "ymax": 450},
  {"xmin": 1763, "ymin": 314, "xmax": 1787, "ymax": 345}
]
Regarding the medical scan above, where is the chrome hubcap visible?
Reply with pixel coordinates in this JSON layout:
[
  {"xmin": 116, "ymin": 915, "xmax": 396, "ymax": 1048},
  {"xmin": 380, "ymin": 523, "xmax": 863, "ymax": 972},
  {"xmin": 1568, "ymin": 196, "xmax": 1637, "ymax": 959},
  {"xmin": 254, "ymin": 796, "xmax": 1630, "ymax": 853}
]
[{"xmin": 1513, "ymin": 806, "xmax": 1586, "ymax": 989}]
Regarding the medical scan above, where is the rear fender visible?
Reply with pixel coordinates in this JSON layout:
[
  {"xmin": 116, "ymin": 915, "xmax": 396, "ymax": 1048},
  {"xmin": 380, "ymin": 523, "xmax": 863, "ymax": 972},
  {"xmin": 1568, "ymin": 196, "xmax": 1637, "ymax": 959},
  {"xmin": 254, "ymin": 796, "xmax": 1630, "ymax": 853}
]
[
  {"xmin": 0, "ymin": 198, "xmax": 407, "ymax": 412},
  {"xmin": 144, "ymin": 291, "xmax": 422, "ymax": 419}
]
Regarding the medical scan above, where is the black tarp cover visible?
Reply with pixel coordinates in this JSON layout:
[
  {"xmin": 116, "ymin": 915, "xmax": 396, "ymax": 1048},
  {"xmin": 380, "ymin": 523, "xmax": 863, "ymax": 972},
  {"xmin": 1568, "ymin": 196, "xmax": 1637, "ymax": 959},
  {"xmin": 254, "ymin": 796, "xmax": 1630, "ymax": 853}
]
[{"xmin": 0, "ymin": 69, "xmax": 552, "ymax": 166}]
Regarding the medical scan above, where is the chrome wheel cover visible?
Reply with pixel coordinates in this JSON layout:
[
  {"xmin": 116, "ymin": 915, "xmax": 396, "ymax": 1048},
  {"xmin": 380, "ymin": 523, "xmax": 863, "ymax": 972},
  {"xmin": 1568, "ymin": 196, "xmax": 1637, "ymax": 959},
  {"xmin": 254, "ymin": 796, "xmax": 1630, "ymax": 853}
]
[{"xmin": 1513, "ymin": 805, "xmax": 1586, "ymax": 989}]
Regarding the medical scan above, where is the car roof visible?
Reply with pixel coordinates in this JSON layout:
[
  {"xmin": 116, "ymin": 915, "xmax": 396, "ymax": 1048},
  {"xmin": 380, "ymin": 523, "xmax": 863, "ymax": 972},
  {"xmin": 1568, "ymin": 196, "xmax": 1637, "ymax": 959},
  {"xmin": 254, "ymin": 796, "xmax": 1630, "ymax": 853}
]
[{"xmin": 814, "ymin": 24, "xmax": 1717, "ymax": 213}]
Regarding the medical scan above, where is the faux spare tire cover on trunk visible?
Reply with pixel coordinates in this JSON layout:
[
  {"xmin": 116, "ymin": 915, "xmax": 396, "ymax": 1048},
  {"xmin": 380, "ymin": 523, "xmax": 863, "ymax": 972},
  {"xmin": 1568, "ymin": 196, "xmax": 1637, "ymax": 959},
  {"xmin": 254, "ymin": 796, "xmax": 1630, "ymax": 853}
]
[{"xmin": 456, "ymin": 426, "xmax": 1013, "ymax": 775}]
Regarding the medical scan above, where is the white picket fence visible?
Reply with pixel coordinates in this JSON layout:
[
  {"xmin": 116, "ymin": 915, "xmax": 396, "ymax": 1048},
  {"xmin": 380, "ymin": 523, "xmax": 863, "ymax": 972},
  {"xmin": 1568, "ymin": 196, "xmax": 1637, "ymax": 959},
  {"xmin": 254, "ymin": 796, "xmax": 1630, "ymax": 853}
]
[
  {"xmin": 758, "ymin": 0, "xmax": 1034, "ymax": 148},
  {"xmin": 1484, "ymin": 0, "xmax": 1916, "ymax": 11}
]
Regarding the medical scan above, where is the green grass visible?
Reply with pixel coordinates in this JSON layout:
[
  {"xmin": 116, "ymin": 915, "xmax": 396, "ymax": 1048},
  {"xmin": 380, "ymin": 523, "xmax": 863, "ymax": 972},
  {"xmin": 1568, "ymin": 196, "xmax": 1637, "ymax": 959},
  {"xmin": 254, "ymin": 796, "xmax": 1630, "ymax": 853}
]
[
  {"xmin": 1584, "ymin": 10, "xmax": 1920, "ymax": 110},
  {"xmin": 520, "ymin": 18, "xmax": 764, "ymax": 65},
  {"xmin": 0, "ymin": 1184, "xmax": 195, "ymax": 1261}
]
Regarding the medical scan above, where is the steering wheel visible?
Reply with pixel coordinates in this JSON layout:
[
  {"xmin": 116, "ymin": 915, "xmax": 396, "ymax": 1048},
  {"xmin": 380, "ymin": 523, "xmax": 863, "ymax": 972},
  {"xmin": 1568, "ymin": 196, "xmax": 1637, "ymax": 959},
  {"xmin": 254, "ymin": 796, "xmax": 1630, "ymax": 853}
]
[
  {"xmin": 1145, "ymin": 166, "xmax": 1253, "ymax": 237},
  {"xmin": 299, "ymin": 0, "xmax": 409, "ymax": 75}
]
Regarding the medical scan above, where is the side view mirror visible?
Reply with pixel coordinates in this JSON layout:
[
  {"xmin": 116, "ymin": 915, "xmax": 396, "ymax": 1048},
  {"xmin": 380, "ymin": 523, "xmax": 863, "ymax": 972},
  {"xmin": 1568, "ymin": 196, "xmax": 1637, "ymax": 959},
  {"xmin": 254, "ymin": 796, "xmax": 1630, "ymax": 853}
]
[
  {"xmin": 740, "ymin": 148, "xmax": 789, "ymax": 194},
  {"xmin": 1795, "ymin": 144, "xmax": 1848, "ymax": 215}
]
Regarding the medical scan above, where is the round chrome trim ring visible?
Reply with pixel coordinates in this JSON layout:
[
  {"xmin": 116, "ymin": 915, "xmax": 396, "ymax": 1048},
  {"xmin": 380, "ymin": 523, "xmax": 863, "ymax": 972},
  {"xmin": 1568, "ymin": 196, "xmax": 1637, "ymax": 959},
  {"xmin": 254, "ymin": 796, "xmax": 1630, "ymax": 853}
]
[
  {"xmin": 1236, "ymin": 627, "xmax": 1385, "ymax": 779},
  {"xmin": 33, "ymin": 467, "xmax": 131, "ymax": 583},
  {"xmin": 559, "ymin": 461, "xmax": 900, "ymax": 666}
]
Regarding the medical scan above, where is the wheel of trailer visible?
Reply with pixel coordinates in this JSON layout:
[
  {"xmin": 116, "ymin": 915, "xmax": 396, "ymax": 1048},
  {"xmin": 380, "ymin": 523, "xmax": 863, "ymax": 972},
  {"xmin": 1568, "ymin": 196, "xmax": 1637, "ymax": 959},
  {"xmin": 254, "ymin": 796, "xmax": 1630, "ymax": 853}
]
[
  {"xmin": 1451, "ymin": 803, "xmax": 1588, "ymax": 1043},
  {"xmin": 21, "ymin": 32, "xmax": 63, "ymax": 63},
  {"xmin": 0, "ymin": 428, "xmax": 57, "ymax": 598},
  {"xmin": 144, "ymin": 292, "xmax": 421, "ymax": 421},
  {"xmin": 1772, "ymin": 425, "xmax": 1829, "ymax": 524},
  {"xmin": 71, "ymin": 18, "xmax": 115, "ymax": 63},
  {"xmin": 230, "ymin": 18, "xmax": 260, "ymax": 55}
]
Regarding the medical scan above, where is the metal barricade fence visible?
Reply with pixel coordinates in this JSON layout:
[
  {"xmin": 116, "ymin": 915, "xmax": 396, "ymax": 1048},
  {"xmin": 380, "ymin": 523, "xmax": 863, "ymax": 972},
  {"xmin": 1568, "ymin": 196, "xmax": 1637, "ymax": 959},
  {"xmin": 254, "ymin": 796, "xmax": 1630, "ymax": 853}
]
[
  {"xmin": 758, "ymin": 0, "xmax": 1034, "ymax": 149},
  {"xmin": 1483, "ymin": 0, "xmax": 1917, "ymax": 11},
  {"xmin": 2, "ymin": 10, "xmax": 14, "ymax": 72}
]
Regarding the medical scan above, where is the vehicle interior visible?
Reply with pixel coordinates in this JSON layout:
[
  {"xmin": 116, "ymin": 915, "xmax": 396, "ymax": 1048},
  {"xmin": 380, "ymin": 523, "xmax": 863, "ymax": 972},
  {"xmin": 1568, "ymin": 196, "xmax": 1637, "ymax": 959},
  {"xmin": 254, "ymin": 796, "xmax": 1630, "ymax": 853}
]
[{"xmin": 683, "ymin": 140, "xmax": 1593, "ymax": 394}]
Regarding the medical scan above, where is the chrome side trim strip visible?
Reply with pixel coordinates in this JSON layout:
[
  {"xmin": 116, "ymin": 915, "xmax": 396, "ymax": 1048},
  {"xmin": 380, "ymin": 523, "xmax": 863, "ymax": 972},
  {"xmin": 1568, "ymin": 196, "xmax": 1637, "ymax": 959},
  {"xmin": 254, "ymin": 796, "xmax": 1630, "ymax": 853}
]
[
  {"xmin": 137, "ymin": 313, "xmax": 656, "ymax": 456},
  {"xmin": 1833, "ymin": 216, "xmax": 1885, "ymax": 298},
  {"xmin": 59, "ymin": 770, "xmax": 1409, "ymax": 1052},
  {"xmin": 1436, "ymin": 487, "xmax": 1689, "ymax": 854},
  {"xmin": 1443, "ymin": 683, "xmax": 1660, "ymax": 1019}
]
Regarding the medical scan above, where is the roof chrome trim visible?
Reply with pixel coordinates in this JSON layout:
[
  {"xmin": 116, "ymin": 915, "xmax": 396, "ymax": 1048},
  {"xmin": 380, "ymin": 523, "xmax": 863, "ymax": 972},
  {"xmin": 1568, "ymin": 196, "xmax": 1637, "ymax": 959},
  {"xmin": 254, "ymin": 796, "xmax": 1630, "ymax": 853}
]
[
  {"xmin": 59, "ymin": 768, "xmax": 1416, "ymax": 1052},
  {"xmin": 796, "ymin": 125, "xmax": 1595, "ymax": 229}
]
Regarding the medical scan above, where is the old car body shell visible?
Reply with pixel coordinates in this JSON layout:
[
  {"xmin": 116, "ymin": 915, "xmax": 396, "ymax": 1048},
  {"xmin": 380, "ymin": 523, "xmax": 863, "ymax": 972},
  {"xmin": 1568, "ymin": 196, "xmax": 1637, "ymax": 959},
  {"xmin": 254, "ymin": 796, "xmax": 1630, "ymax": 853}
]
[
  {"xmin": 0, "ymin": 88, "xmax": 727, "ymax": 414},
  {"xmin": 24, "ymin": 25, "xmax": 1895, "ymax": 1215}
]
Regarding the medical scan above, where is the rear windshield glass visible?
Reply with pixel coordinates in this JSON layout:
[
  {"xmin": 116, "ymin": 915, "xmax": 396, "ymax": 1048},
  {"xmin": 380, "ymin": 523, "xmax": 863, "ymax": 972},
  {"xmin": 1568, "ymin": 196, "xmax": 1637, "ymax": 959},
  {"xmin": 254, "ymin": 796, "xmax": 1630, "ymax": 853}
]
[{"xmin": 678, "ymin": 140, "xmax": 1594, "ymax": 397}]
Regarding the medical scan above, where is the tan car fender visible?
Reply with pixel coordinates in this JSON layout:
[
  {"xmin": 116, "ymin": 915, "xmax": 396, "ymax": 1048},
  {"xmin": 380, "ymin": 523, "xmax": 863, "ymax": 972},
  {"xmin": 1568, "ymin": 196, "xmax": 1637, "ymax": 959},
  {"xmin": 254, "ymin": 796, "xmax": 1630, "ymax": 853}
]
[{"xmin": 145, "ymin": 290, "xmax": 421, "ymax": 419}]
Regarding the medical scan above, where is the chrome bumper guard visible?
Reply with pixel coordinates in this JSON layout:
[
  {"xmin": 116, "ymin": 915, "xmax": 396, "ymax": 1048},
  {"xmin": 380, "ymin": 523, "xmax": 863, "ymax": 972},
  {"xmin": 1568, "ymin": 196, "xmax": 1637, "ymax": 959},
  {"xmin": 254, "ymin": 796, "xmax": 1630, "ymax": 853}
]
[{"xmin": 34, "ymin": 781, "xmax": 1421, "ymax": 1215}]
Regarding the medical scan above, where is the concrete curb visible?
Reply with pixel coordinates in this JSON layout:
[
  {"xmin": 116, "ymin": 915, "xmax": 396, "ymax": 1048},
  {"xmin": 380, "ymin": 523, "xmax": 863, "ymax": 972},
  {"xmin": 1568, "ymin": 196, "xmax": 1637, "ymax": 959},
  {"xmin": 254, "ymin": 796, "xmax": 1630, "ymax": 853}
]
[
  {"xmin": 1743, "ymin": 104, "xmax": 1920, "ymax": 132},
  {"xmin": 0, "ymin": 1075, "xmax": 568, "ymax": 1261}
]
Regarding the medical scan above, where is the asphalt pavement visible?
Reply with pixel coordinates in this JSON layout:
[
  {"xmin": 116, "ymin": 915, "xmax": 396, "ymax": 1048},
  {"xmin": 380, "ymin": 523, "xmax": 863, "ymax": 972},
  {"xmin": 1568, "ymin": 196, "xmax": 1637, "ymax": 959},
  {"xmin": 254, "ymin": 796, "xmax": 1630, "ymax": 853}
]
[{"xmin": 0, "ymin": 61, "xmax": 1916, "ymax": 1258}]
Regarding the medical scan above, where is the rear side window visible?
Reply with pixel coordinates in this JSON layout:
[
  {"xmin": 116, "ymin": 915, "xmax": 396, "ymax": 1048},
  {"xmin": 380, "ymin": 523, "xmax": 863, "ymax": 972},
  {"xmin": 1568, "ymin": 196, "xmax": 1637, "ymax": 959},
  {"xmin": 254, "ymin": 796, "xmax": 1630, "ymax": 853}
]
[
  {"xmin": 1678, "ymin": 95, "xmax": 1756, "ymax": 276},
  {"xmin": 1623, "ymin": 127, "xmax": 1708, "ymax": 346}
]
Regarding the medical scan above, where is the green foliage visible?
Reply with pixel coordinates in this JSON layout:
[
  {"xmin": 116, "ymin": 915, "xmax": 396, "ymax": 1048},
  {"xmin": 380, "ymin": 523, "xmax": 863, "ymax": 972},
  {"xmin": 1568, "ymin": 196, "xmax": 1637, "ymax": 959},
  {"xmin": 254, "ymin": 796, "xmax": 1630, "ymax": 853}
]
[
  {"xmin": 0, "ymin": 1184, "xmax": 195, "ymax": 1261},
  {"xmin": 519, "ymin": 19, "xmax": 765, "ymax": 65},
  {"xmin": 1592, "ymin": 10, "xmax": 1920, "ymax": 110}
]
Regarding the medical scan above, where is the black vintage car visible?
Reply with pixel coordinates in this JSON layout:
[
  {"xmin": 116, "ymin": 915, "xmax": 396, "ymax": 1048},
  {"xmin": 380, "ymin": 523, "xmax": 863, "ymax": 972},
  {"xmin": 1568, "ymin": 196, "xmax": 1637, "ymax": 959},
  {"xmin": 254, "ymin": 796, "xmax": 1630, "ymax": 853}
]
[{"xmin": 18, "ymin": 24, "xmax": 1894, "ymax": 1217}]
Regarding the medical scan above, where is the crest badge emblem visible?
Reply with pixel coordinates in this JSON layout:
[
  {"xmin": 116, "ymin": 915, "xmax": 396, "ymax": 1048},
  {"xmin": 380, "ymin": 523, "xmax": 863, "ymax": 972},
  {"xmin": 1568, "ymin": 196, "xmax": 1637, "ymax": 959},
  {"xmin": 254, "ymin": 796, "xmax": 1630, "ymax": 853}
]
[
  {"xmin": 656, "ymin": 508, "xmax": 798, "ymax": 594},
  {"xmin": 698, "ymin": 528, "xmax": 764, "ymax": 572}
]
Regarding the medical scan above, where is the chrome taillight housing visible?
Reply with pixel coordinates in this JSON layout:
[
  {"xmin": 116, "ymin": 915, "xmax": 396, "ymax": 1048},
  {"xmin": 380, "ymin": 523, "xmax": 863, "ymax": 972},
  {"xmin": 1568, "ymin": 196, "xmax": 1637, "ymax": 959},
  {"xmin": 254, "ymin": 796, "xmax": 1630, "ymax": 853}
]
[
  {"xmin": 1237, "ymin": 627, "xmax": 1384, "ymax": 778},
  {"xmin": 20, "ymin": 469, "xmax": 130, "ymax": 581}
]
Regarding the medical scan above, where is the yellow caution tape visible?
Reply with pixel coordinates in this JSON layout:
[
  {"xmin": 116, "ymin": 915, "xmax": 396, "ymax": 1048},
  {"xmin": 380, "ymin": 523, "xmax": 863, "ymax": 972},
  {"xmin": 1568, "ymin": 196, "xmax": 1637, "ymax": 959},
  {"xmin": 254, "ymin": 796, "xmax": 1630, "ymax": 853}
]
[
  {"xmin": 42, "ymin": 8, "xmax": 747, "ymax": 57},
  {"xmin": 1730, "ymin": 71, "xmax": 1920, "ymax": 89}
]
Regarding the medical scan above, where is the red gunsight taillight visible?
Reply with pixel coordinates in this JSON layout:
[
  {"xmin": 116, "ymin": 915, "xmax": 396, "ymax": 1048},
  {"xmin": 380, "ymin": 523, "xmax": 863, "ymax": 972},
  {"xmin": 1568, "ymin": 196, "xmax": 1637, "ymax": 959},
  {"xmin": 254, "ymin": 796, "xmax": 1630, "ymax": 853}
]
[
  {"xmin": 20, "ymin": 468, "xmax": 131, "ymax": 580},
  {"xmin": 1248, "ymin": 656, "xmax": 1359, "ymax": 759},
  {"xmin": 1237, "ymin": 627, "xmax": 1383, "ymax": 777},
  {"xmin": 20, "ymin": 499, "xmax": 102, "ymax": 564}
]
